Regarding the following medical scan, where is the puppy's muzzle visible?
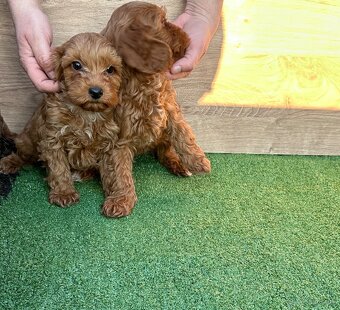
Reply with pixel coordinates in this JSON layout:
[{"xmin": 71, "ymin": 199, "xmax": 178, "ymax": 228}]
[{"xmin": 89, "ymin": 87, "xmax": 103, "ymax": 100}]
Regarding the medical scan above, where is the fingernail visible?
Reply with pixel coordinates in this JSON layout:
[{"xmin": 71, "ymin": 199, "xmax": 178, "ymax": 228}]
[{"xmin": 172, "ymin": 65, "xmax": 181, "ymax": 74}]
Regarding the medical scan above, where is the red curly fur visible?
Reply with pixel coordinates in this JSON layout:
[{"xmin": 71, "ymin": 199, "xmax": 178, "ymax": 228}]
[
  {"xmin": 0, "ymin": 33, "xmax": 122, "ymax": 208},
  {"xmin": 100, "ymin": 2, "xmax": 211, "ymax": 217}
]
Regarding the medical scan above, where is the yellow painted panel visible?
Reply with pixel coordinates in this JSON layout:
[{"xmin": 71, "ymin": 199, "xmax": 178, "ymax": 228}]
[{"xmin": 201, "ymin": 0, "xmax": 340, "ymax": 110}]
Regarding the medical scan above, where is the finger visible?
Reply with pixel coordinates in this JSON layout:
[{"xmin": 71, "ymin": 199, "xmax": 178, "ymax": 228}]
[
  {"xmin": 38, "ymin": 79, "xmax": 59, "ymax": 93},
  {"xmin": 170, "ymin": 45, "xmax": 201, "ymax": 76},
  {"xmin": 30, "ymin": 36, "xmax": 55, "ymax": 80},
  {"xmin": 170, "ymin": 63, "xmax": 193, "ymax": 75},
  {"xmin": 166, "ymin": 70, "xmax": 191, "ymax": 80},
  {"xmin": 23, "ymin": 56, "xmax": 59, "ymax": 92}
]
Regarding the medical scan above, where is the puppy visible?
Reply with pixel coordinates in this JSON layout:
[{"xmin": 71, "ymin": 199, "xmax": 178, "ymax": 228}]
[
  {"xmin": 0, "ymin": 113, "xmax": 17, "ymax": 200},
  {"xmin": 0, "ymin": 33, "xmax": 122, "ymax": 208},
  {"xmin": 100, "ymin": 2, "xmax": 211, "ymax": 217}
]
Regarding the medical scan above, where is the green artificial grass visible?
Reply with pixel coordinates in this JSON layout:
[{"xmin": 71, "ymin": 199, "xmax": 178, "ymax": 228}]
[{"xmin": 0, "ymin": 153, "xmax": 339, "ymax": 309}]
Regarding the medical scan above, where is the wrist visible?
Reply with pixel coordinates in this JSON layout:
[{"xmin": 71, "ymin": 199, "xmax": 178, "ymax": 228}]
[
  {"xmin": 185, "ymin": 0, "xmax": 223, "ymax": 25},
  {"xmin": 186, "ymin": 0, "xmax": 224, "ymax": 12},
  {"xmin": 7, "ymin": 0, "xmax": 42, "ymax": 20}
]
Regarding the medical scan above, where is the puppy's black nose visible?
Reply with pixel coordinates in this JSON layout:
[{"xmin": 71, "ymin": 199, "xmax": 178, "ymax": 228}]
[{"xmin": 88, "ymin": 87, "xmax": 103, "ymax": 99}]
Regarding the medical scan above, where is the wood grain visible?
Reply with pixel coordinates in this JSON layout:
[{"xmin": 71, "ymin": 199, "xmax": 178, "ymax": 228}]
[
  {"xmin": 1, "ymin": 0, "xmax": 340, "ymax": 155},
  {"xmin": 202, "ymin": 1, "xmax": 340, "ymax": 110}
]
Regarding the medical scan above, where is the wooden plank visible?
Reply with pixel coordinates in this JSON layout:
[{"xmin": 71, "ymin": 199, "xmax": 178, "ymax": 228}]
[
  {"xmin": 185, "ymin": 106, "xmax": 340, "ymax": 155},
  {"xmin": 1, "ymin": 0, "xmax": 340, "ymax": 155}
]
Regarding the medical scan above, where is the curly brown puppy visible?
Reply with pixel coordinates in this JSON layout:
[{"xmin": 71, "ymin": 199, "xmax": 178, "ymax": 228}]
[
  {"xmin": 100, "ymin": 1, "xmax": 211, "ymax": 217},
  {"xmin": 0, "ymin": 33, "xmax": 122, "ymax": 208}
]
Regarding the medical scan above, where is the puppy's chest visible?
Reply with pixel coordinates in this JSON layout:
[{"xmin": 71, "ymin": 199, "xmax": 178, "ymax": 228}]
[
  {"xmin": 56, "ymin": 119, "xmax": 117, "ymax": 168},
  {"xmin": 122, "ymin": 99, "xmax": 167, "ymax": 147},
  {"xmin": 60, "ymin": 124, "xmax": 101, "ymax": 148}
]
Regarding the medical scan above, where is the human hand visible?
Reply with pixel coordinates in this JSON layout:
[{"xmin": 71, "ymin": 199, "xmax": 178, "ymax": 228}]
[
  {"xmin": 167, "ymin": 0, "xmax": 223, "ymax": 80},
  {"xmin": 7, "ymin": 0, "xmax": 59, "ymax": 92}
]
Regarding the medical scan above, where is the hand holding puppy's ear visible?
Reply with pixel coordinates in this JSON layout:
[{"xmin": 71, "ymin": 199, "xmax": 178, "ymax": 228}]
[{"xmin": 117, "ymin": 23, "xmax": 172, "ymax": 74}]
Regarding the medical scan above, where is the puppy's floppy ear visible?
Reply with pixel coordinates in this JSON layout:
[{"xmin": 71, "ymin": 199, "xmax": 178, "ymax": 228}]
[
  {"xmin": 117, "ymin": 23, "xmax": 172, "ymax": 74},
  {"xmin": 52, "ymin": 46, "xmax": 65, "ymax": 81}
]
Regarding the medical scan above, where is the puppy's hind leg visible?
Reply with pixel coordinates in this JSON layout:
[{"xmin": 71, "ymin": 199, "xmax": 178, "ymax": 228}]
[
  {"xmin": 0, "ymin": 153, "xmax": 24, "ymax": 174},
  {"xmin": 0, "ymin": 131, "xmax": 35, "ymax": 174},
  {"xmin": 167, "ymin": 113, "xmax": 211, "ymax": 175},
  {"xmin": 155, "ymin": 141, "xmax": 192, "ymax": 177}
]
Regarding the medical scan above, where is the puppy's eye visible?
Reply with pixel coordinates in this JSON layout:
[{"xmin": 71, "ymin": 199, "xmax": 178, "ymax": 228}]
[
  {"xmin": 72, "ymin": 61, "xmax": 82, "ymax": 71},
  {"xmin": 106, "ymin": 66, "xmax": 115, "ymax": 75}
]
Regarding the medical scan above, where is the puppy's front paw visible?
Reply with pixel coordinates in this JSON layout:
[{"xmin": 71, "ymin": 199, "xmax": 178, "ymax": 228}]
[
  {"xmin": 102, "ymin": 196, "xmax": 136, "ymax": 218},
  {"xmin": 189, "ymin": 156, "xmax": 211, "ymax": 175},
  {"xmin": 49, "ymin": 190, "xmax": 80, "ymax": 207}
]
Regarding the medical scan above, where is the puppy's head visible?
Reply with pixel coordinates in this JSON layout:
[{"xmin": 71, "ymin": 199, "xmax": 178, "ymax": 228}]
[
  {"xmin": 101, "ymin": 1, "xmax": 190, "ymax": 74},
  {"xmin": 53, "ymin": 33, "xmax": 122, "ymax": 112}
]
